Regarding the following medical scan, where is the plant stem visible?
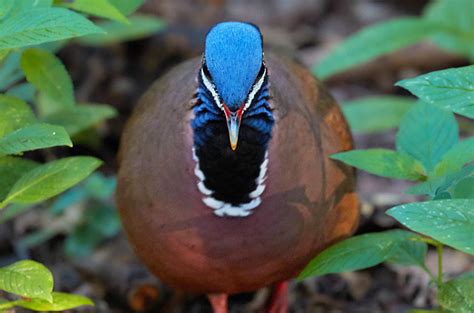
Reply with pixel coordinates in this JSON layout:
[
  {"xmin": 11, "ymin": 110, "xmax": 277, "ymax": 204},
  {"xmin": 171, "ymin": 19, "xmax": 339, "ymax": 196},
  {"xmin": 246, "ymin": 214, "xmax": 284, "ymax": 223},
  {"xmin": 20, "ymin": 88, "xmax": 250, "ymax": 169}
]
[
  {"xmin": 0, "ymin": 300, "xmax": 19, "ymax": 310},
  {"xmin": 436, "ymin": 243, "xmax": 444, "ymax": 313},
  {"xmin": 437, "ymin": 244, "xmax": 443, "ymax": 287}
]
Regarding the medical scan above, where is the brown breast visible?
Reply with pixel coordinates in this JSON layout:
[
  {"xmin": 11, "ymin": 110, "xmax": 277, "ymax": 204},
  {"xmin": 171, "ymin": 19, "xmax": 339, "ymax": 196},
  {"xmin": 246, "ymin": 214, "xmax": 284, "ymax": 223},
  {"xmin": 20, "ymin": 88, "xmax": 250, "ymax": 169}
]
[{"xmin": 116, "ymin": 53, "xmax": 359, "ymax": 294}]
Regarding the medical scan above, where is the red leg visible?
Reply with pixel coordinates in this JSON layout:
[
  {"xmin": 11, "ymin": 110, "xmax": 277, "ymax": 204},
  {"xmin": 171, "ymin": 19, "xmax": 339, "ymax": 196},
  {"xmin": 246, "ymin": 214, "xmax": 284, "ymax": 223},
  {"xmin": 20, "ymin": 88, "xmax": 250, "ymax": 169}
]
[
  {"xmin": 265, "ymin": 281, "xmax": 289, "ymax": 313},
  {"xmin": 208, "ymin": 293, "xmax": 228, "ymax": 313}
]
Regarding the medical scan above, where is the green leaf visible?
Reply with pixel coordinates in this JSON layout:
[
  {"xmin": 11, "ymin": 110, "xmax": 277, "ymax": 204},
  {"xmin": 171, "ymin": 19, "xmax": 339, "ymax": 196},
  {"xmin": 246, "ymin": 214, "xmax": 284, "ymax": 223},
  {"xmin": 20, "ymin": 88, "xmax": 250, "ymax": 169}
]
[
  {"xmin": 0, "ymin": 0, "xmax": 14, "ymax": 20},
  {"xmin": 454, "ymin": 105, "xmax": 474, "ymax": 119},
  {"xmin": 424, "ymin": 0, "xmax": 474, "ymax": 59},
  {"xmin": 0, "ymin": 157, "xmax": 38, "ymax": 202},
  {"xmin": 407, "ymin": 165, "xmax": 474, "ymax": 197},
  {"xmin": 314, "ymin": 18, "xmax": 438, "ymax": 79},
  {"xmin": 0, "ymin": 123, "xmax": 72, "ymax": 157},
  {"xmin": 435, "ymin": 137, "xmax": 474, "ymax": 176},
  {"xmin": 453, "ymin": 177, "xmax": 474, "ymax": 199},
  {"xmin": 108, "ymin": 0, "xmax": 145, "ymax": 15},
  {"xmin": 342, "ymin": 96, "xmax": 415, "ymax": 133},
  {"xmin": 0, "ymin": 52, "xmax": 23, "ymax": 90},
  {"xmin": 63, "ymin": 0, "xmax": 129, "ymax": 24},
  {"xmin": 21, "ymin": 48, "xmax": 74, "ymax": 111},
  {"xmin": 396, "ymin": 102, "xmax": 458, "ymax": 173},
  {"xmin": 331, "ymin": 149, "xmax": 425, "ymax": 181},
  {"xmin": 396, "ymin": 66, "xmax": 474, "ymax": 119},
  {"xmin": 43, "ymin": 103, "xmax": 117, "ymax": 136},
  {"xmin": 78, "ymin": 14, "xmax": 165, "ymax": 46},
  {"xmin": 386, "ymin": 239, "xmax": 427, "ymax": 267},
  {"xmin": 0, "ymin": 260, "xmax": 53, "ymax": 302},
  {"xmin": 387, "ymin": 199, "xmax": 474, "ymax": 254},
  {"xmin": 0, "ymin": 8, "xmax": 103, "ymax": 50},
  {"xmin": 298, "ymin": 230, "xmax": 424, "ymax": 279},
  {"xmin": 0, "ymin": 156, "xmax": 102, "ymax": 207},
  {"xmin": 16, "ymin": 291, "xmax": 94, "ymax": 311},
  {"xmin": 6, "ymin": 83, "xmax": 36, "ymax": 102},
  {"xmin": 438, "ymin": 272, "xmax": 474, "ymax": 313},
  {"xmin": 0, "ymin": 94, "xmax": 36, "ymax": 138}
]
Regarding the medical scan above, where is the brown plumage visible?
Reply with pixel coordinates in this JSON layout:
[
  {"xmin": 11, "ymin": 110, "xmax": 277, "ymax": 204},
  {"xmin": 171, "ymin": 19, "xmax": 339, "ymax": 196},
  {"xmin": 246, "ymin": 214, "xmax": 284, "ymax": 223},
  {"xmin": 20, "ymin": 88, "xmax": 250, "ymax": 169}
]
[{"xmin": 117, "ymin": 53, "xmax": 358, "ymax": 295}]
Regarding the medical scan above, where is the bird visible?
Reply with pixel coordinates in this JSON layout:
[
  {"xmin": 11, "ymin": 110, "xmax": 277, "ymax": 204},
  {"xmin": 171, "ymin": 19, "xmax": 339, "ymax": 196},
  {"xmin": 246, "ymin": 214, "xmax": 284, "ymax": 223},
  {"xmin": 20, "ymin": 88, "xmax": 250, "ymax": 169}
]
[{"xmin": 116, "ymin": 21, "xmax": 359, "ymax": 313}]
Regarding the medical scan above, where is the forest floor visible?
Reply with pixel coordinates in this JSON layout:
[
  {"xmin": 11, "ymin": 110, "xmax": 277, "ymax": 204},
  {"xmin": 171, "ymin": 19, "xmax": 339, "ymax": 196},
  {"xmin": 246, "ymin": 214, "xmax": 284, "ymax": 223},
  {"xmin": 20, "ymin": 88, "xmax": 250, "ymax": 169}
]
[{"xmin": 1, "ymin": 0, "xmax": 473, "ymax": 312}]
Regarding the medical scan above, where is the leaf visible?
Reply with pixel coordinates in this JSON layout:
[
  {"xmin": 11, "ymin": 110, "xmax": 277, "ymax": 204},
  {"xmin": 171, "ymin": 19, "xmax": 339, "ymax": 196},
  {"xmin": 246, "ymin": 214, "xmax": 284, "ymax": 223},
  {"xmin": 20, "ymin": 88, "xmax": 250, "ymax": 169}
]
[
  {"xmin": 386, "ymin": 239, "xmax": 427, "ymax": 267},
  {"xmin": 63, "ymin": 0, "xmax": 129, "ymax": 24},
  {"xmin": 435, "ymin": 137, "xmax": 474, "ymax": 176},
  {"xmin": 0, "ymin": 52, "xmax": 23, "ymax": 90},
  {"xmin": 78, "ymin": 14, "xmax": 165, "ymax": 46},
  {"xmin": 0, "ymin": 0, "xmax": 14, "ymax": 20},
  {"xmin": 396, "ymin": 102, "xmax": 458, "ymax": 173},
  {"xmin": 0, "ymin": 157, "xmax": 38, "ymax": 202},
  {"xmin": 314, "ymin": 18, "xmax": 438, "ymax": 79},
  {"xmin": 0, "ymin": 123, "xmax": 72, "ymax": 157},
  {"xmin": 453, "ymin": 177, "xmax": 474, "ymax": 199},
  {"xmin": 331, "ymin": 149, "xmax": 425, "ymax": 181},
  {"xmin": 438, "ymin": 272, "xmax": 474, "ymax": 313},
  {"xmin": 0, "ymin": 260, "xmax": 53, "ymax": 302},
  {"xmin": 298, "ymin": 230, "xmax": 424, "ymax": 279},
  {"xmin": 21, "ymin": 48, "xmax": 75, "ymax": 111},
  {"xmin": 6, "ymin": 82, "xmax": 36, "ymax": 102},
  {"xmin": 407, "ymin": 165, "xmax": 474, "ymax": 197},
  {"xmin": 43, "ymin": 103, "xmax": 118, "ymax": 136},
  {"xmin": 387, "ymin": 199, "xmax": 474, "ymax": 254},
  {"xmin": 342, "ymin": 96, "xmax": 415, "ymax": 133},
  {"xmin": 16, "ymin": 291, "xmax": 94, "ymax": 311},
  {"xmin": 108, "ymin": 0, "xmax": 145, "ymax": 15},
  {"xmin": 0, "ymin": 94, "xmax": 36, "ymax": 138},
  {"xmin": 0, "ymin": 156, "xmax": 102, "ymax": 207},
  {"xmin": 396, "ymin": 66, "xmax": 474, "ymax": 119},
  {"xmin": 0, "ymin": 8, "xmax": 103, "ymax": 50},
  {"xmin": 424, "ymin": 0, "xmax": 474, "ymax": 59}
]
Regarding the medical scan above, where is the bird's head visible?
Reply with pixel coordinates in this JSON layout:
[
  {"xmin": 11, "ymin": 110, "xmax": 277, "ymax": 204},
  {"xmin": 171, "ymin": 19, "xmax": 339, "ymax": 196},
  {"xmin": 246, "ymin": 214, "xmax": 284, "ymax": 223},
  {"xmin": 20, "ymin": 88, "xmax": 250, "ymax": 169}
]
[{"xmin": 200, "ymin": 21, "xmax": 267, "ymax": 150}]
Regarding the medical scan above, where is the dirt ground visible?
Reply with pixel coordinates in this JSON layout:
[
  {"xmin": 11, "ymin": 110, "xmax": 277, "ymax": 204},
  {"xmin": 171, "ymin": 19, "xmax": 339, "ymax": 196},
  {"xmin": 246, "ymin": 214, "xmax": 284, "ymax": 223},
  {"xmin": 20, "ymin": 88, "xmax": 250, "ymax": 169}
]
[{"xmin": 1, "ymin": 1, "xmax": 473, "ymax": 312}]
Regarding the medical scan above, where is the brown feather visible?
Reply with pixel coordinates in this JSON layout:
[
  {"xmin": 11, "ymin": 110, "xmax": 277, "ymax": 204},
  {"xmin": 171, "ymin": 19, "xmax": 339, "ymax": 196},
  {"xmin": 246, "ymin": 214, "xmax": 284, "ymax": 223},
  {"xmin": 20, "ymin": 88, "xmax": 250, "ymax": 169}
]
[{"xmin": 116, "ymin": 53, "xmax": 359, "ymax": 294}]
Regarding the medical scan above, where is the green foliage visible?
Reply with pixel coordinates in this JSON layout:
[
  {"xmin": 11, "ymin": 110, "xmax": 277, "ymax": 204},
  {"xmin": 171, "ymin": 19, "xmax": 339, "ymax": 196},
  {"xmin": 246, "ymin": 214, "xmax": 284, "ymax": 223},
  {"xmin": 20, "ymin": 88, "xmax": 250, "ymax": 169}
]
[
  {"xmin": 0, "ymin": 8, "xmax": 103, "ymax": 50},
  {"xmin": 315, "ymin": 0, "xmax": 474, "ymax": 79},
  {"xmin": 21, "ymin": 48, "xmax": 75, "ymax": 110},
  {"xmin": 43, "ymin": 104, "xmax": 118, "ymax": 136},
  {"xmin": 305, "ymin": 5, "xmax": 474, "ymax": 310},
  {"xmin": 0, "ymin": 157, "xmax": 102, "ymax": 208},
  {"xmin": 0, "ymin": 260, "xmax": 53, "ymax": 302},
  {"xmin": 15, "ymin": 292, "xmax": 94, "ymax": 311},
  {"xmin": 387, "ymin": 200, "xmax": 474, "ymax": 254},
  {"xmin": 396, "ymin": 102, "xmax": 458, "ymax": 173},
  {"xmin": 332, "ymin": 149, "xmax": 425, "ymax": 181},
  {"xmin": 0, "ymin": 123, "xmax": 72, "ymax": 157},
  {"xmin": 397, "ymin": 66, "xmax": 474, "ymax": 119},
  {"xmin": 0, "ymin": 0, "xmax": 159, "ymax": 309},
  {"xmin": 342, "ymin": 96, "xmax": 414, "ymax": 134},
  {"xmin": 438, "ymin": 272, "xmax": 474, "ymax": 313},
  {"xmin": 299, "ymin": 230, "xmax": 426, "ymax": 279},
  {"xmin": 315, "ymin": 18, "xmax": 438, "ymax": 79},
  {"xmin": 60, "ymin": 0, "xmax": 129, "ymax": 24},
  {"xmin": 0, "ymin": 261, "xmax": 93, "ymax": 311},
  {"xmin": 0, "ymin": 94, "xmax": 35, "ymax": 137},
  {"xmin": 424, "ymin": 0, "xmax": 474, "ymax": 60},
  {"xmin": 78, "ymin": 14, "xmax": 166, "ymax": 46}
]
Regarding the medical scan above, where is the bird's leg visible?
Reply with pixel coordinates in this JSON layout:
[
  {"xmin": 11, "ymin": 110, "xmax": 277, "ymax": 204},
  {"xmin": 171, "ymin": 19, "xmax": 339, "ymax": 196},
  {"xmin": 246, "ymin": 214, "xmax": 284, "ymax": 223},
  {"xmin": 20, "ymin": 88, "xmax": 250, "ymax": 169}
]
[
  {"xmin": 265, "ymin": 281, "xmax": 289, "ymax": 313},
  {"xmin": 207, "ymin": 293, "xmax": 228, "ymax": 313}
]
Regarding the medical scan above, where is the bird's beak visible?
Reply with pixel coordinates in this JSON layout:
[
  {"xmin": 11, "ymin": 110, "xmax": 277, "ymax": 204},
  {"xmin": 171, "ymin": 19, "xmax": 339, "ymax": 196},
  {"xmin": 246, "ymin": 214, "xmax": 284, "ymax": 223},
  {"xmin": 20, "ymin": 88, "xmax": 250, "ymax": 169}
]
[{"xmin": 223, "ymin": 104, "xmax": 244, "ymax": 151}]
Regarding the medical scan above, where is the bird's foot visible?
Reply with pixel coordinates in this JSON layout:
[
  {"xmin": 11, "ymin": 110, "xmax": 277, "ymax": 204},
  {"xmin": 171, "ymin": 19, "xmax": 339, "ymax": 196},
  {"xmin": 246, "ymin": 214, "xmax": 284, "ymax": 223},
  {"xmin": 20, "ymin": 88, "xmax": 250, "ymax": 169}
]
[
  {"xmin": 208, "ymin": 293, "xmax": 228, "ymax": 313},
  {"xmin": 264, "ymin": 281, "xmax": 289, "ymax": 313}
]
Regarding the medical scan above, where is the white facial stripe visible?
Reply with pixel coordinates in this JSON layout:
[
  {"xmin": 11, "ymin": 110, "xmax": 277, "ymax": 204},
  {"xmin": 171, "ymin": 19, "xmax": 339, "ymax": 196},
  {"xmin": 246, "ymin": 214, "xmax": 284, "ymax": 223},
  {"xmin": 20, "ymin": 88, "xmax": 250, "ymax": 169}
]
[
  {"xmin": 200, "ymin": 68, "xmax": 222, "ymax": 109},
  {"xmin": 244, "ymin": 67, "xmax": 266, "ymax": 111}
]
